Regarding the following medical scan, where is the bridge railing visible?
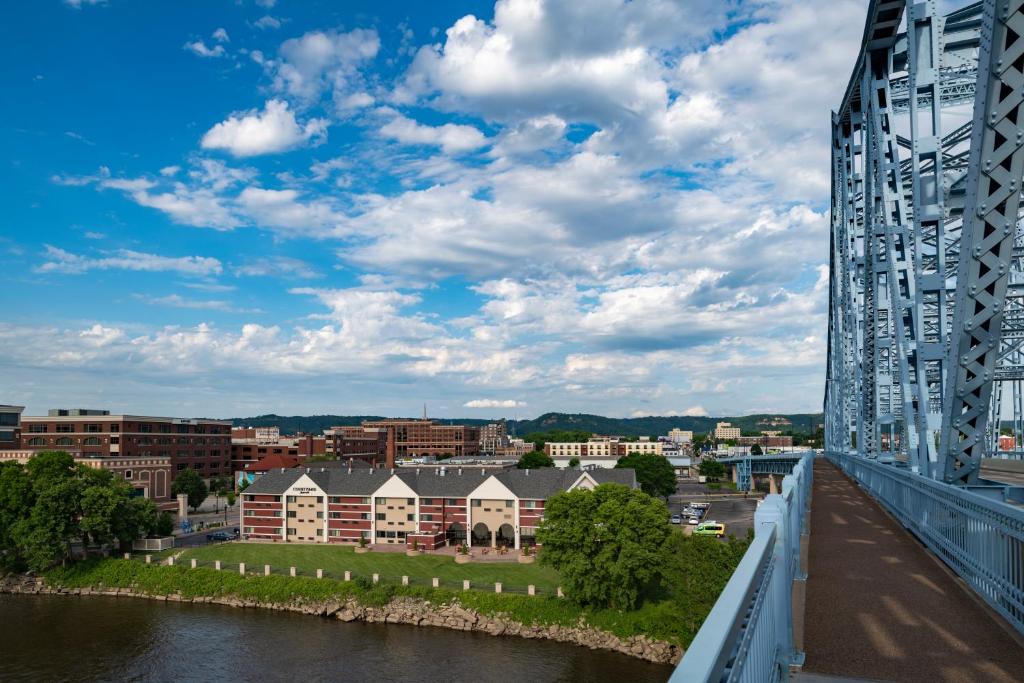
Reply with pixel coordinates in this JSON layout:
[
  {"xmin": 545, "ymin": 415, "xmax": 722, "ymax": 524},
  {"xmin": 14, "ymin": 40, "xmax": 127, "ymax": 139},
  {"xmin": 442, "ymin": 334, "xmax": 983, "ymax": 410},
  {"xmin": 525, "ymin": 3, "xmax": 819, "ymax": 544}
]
[
  {"xmin": 670, "ymin": 453, "xmax": 812, "ymax": 683},
  {"xmin": 827, "ymin": 450, "xmax": 1024, "ymax": 635}
]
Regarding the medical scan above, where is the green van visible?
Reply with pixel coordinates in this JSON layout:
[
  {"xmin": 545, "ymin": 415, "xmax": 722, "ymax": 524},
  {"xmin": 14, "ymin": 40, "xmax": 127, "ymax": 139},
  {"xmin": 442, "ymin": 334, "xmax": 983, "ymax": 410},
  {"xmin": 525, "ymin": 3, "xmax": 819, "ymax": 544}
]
[{"xmin": 693, "ymin": 521, "xmax": 725, "ymax": 538}]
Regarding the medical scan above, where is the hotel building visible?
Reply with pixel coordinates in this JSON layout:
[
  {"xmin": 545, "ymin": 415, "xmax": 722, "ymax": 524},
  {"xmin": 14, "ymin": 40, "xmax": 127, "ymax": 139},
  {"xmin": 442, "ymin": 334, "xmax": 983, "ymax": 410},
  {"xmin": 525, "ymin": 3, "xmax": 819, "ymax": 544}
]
[{"xmin": 240, "ymin": 466, "xmax": 636, "ymax": 550}]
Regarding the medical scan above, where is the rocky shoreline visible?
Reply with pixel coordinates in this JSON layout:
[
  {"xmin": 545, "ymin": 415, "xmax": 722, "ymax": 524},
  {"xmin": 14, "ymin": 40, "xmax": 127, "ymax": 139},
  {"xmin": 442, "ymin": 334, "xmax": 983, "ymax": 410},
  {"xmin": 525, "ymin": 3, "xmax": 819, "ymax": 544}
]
[{"xmin": 0, "ymin": 574, "xmax": 682, "ymax": 665}]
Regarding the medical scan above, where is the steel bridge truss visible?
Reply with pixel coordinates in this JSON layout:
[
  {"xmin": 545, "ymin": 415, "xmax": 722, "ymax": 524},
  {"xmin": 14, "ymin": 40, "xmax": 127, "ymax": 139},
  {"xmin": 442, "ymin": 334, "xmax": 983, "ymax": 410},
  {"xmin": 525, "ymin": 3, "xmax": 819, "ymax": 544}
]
[{"xmin": 826, "ymin": 0, "xmax": 1024, "ymax": 485}]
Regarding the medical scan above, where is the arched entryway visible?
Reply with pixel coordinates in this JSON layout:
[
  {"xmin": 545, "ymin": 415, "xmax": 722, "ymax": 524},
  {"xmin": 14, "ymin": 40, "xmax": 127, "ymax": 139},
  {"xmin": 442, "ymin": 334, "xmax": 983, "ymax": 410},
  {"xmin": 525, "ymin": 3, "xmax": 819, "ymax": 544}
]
[
  {"xmin": 497, "ymin": 523, "xmax": 516, "ymax": 548},
  {"xmin": 471, "ymin": 522, "xmax": 491, "ymax": 547}
]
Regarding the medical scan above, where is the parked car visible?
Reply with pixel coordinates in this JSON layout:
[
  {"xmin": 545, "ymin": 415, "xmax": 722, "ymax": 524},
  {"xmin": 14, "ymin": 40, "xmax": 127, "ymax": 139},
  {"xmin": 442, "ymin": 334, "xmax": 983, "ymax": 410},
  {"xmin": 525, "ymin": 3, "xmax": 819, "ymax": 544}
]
[
  {"xmin": 687, "ymin": 517, "xmax": 700, "ymax": 525},
  {"xmin": 694, "ymin": 522, "xmax": 725, "ymax": 538},
  {"xmin": 206, "ymin": 531, "xmax": 238, "ymax": 542},
  {"xmin": 670, "ymin": 514, "xmax": 682, "ymax": 524}
]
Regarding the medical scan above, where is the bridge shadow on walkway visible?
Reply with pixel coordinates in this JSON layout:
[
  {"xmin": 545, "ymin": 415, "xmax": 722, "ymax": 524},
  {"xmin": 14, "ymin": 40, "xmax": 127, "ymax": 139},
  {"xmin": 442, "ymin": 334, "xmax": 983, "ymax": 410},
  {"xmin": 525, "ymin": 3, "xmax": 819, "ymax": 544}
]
[{"xmin": 803, "ymin": 459, "xmax": 1024, "ymax": 683}]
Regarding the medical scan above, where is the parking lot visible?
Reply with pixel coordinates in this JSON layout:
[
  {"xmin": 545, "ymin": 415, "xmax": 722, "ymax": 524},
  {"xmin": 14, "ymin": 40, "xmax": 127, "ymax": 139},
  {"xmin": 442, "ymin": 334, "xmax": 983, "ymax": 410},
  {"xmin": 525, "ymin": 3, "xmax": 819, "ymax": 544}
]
[{"xmin": 667, "ymin": 481, "xmax": 760, "ymax": 539}]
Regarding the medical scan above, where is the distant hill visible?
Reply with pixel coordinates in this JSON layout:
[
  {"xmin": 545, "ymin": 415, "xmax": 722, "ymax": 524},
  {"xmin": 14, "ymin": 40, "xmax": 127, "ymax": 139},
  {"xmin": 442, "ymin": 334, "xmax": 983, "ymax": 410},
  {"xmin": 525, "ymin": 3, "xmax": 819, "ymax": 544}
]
[{"xmin": 228, "ymin": 412, "xmax": 824, "ymax": 437}]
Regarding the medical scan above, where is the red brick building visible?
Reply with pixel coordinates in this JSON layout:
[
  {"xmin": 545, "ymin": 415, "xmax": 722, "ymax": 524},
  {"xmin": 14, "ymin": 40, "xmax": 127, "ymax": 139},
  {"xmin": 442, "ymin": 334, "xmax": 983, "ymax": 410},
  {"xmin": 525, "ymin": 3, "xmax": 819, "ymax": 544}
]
[
  {"xmin": 357, "ymin": 419, "xmax": 482, "ymax": 466},
  {"xmin": 239, "ymin": 466, "xmax": 636, "ymax": 549},
  {"xmin": 19, "ymin": 411, "xmax": 232, "ymax": 482}
]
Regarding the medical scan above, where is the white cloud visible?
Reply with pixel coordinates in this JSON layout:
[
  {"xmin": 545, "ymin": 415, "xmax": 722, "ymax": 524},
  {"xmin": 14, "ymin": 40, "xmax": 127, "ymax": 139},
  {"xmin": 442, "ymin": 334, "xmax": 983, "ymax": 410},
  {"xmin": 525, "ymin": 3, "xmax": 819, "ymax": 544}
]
[
  {"xmin": 254, "ymin": 15, "xmax": 281, "ymax": 30},
  {"xmin": 464, "ymin": 399, "xmax": 526, "ymax": 408},
  {"xmin": 201, "ymin": 99, "xmax": 328, "ymax": 157},
  {"xmin": 159, "ymin": 165, "xmax": 181, "ymax": 177},
  {"xmin": 36, "ymin": 246, "xmax": 222, "ymax": 277},
  {"xmin": 255, "ymin": 0, "xmax": 276, "ymax": 7},
  {"xmin": 268, "ymin": 29, "xmax": 380, "ymax": 107},
  {"xmin": 64, "ymin": 0, "xmax": 105, "ymax": 8},
  {"xmin": 212, "ymin": 28, "xmax": 230, "ymax": 43},
  {"xmin": 183, "ymin": 40, "xmax": 225, "ymax": 58},
  {"xmin": 233, "ymin": 256, "xmax": 320, "ymax": 279},
  {"xmin": 378, "ymin": 109, "xmax": 488, "ymax": 154},
  {"xmin": 136, "ymin": 294, "xmax": 259, "ymax": 314},
  {"xmin": 236, "ymin": 187, "xmax": 345, "ymax": 237}
]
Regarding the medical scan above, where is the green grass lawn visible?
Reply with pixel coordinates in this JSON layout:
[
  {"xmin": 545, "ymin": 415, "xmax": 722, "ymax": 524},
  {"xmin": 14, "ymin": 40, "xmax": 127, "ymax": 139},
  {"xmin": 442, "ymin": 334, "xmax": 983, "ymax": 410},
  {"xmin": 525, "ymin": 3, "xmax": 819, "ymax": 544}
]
[{"xmin": 177, "ymin": 543, "xmax": 561, "ymax": 592}]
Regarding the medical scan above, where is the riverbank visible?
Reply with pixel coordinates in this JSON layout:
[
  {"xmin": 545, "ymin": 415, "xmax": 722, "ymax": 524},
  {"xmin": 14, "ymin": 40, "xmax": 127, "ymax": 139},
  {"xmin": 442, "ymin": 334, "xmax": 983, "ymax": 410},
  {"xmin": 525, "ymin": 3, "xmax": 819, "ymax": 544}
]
[{"xmin": 0, "ymin": 560, "xmax": 684, "ymax": 665}]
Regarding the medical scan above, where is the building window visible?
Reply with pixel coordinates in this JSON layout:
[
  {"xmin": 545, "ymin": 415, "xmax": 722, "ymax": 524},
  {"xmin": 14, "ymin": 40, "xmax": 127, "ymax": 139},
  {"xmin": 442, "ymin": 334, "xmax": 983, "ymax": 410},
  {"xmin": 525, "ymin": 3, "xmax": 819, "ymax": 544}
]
[
  {"xmin": 83, "ymin": 437, "xmax": 101, "ymax": 446},
  {"xmin": 140, "ymin": 424, "xmax": 152, "ymax": 433},
  {"xmin": 111, "ymin": 424, "xmax": 119, "ymax": 432},
  {"xmin": 28, "ymin": 424, "xmax": 47, "ymax": 433},
  {"xmin": 446, "ymin": 498, "xmax": 457, "ymax": 506},
  {"xmin": 330, "ymin": 512, "xmax": 342, "ymax": 519},
  {"xmin": 85, "ymin": 424, "xmax": 101, "ymax": 433},
  {"xmin": 176, "ymin": 464, "xmax": 187, "ymax": 471},
  {"xmin": 287, "ymin": 495, "xmax": 297, "ymax": 503},
  {"xmin": 407, "ymin": 498, "xmax": 414, "ymax": 505},
  {"xmin": 56, "ymin": 424, "xmax": 73, "ymax": 433},
  {"xmin": 316, "ymin": 511, "xmax": 324, "ymax": 519},
  {"xmin": 111, "ymin": 436, "xmax": 119, "ymax": 445},
  {"xmin": 360, "ymin": 497, "xmax": 370, "ymax": 504},
  {"xmin": 505, "ymin": 500, "xmax": 513, "ymax": 508},
  {"xmin": 406, "ymin": 514, "xmax": 415, "ymax": 522},
  {"xmin": 288, "ymin": 511, "xmax": 297, "ymax": 518},
  {"xmin": 55, "ymin": 437, "xmax": 74, "ymax": 446},
  {"xmin": 245, "ymin": 527, "xmax": 254, "ymax": 534},
  {"xmin": 288, "ymin": 528, "xmax": 296, "ymax": 536},
  {"xmin": 28, "ymin": 437, "xmax": 46, "ymax": 446},
  {"xmin": 471, "ymin": 500, "xmax": 481, "ymax": 507},
  {"xmin": 375, "ymin": 513, "xmax": 385, "ymax": 521},
  {"xmin": 316, "ymin": 529, "xmax": 323, "ymax": 536},
  {"xmin": 421, "ymin": 498, "xmax": 433, "ymax": 506},
  {"xmin": 421, "ymin": 514, "xmax": 433, "ymax": 522},
  {"xmin": 522, "ymin": 500, "xmax": 538, "ymax": 509},
  {"xmin": 272, "ymin": 496, "xmax": 281, "ymax": 502},
  {"xmin": 329, "ymin": 496, "xmax": 341, "ymax": 504}
]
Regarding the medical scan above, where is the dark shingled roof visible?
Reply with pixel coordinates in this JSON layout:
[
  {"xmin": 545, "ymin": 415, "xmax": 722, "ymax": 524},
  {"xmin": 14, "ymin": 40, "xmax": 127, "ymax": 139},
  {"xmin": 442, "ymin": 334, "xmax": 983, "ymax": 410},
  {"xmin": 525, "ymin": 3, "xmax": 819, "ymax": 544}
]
[{"xmin": 241, "ymin": 466, "xmax": 638, "ymax": 498}]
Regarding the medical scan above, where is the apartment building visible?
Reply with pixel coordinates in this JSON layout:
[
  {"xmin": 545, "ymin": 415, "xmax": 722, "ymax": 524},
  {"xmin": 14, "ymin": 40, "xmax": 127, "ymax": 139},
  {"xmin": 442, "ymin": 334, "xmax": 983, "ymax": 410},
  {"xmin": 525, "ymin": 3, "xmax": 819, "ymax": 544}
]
[
  {"xmin": 19, "ymin": 410, "xmax": 233, "ymax": 481},
  {"xmin": 240, "ymin": 466, "xmax": 636, "ymax": 550},
  {"xmin": 736, "ymin": 435, "xmax": 794, "ymax": 449},
  {"xmin": 714, "ymin": 422, "xmax": 742, "ymax": 440},
  {"xmin": 667, "ymin": 428, "xmax": 693, "ymax": 444},
  {"xmin": 231, "ymin": 434, "xmax": 327, "ymax": 472},
  {"xmin": 479, "ymin": 420, "xmax": 509, "ymax": 453},
  {"xmin": 543, "ymin": 437, "xmax": 663, "ymax": 459}
]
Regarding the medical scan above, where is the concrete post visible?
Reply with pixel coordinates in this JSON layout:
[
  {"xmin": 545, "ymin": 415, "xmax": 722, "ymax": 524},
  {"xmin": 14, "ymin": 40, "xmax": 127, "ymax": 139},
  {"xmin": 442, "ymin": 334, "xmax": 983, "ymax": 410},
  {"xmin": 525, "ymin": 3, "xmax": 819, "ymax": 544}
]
[
  {"xmin": 191, "ymin": 559, "xmax": 197, "ymax": 569},
  {"xmin": 372, "ymin": 573, "xmax": 379, "ymax": 584},
  {"xmin": 432, "ymin": 577, "xmax": 439, "ymax": 588},
  {"xmin": 167, "ymin": 557, "xmax": 174, "ymax": 566},
  {"xmin": 490, "ymin": 530, "xmax": 496, "ymax": 548},
  {"xmin": 177, "ymin": 493, "xmax": 189, "ymax": 521},
  {"xmin": 495, "ymin": 582, "xmax": 502, "ymax": 594},
  {"xmin": 344, "ymin": 571, "xmax": 351, "ymax": 581},
  {"xmin": 463, "ymin": 580, "xmax": 471, "ymax": 591},
  {"xmin": 769, "ymin": 474, "xmax": 779, "ymax": 495},
  {"xmin": 214, "ymin": 560, "xmax": 221, "ymax": 571},
  {"xmin": 290, "ymin": 567, "xmax": 296, "ymax": 577},
  {"xmin": 316, "ymin": 569, "xmax": 323, "ymax": 579},
  {"xmin": 145, "ymin": 555, "xmax": 152, "ymax": 564},
  {"xmin": 557, "ymin": 586, "xmax": 564, "ymax": 598},
  {"xmin": 733, "ymin": 465, "xmax": 739, "ymax": 485},
  {"xmin": 124, "ymin": 552, "xmax": 131, "ymax": 560},
  {"xmin": 239, "ymin": 563, "xmax": 246, "ymax": 576},
  {"xmin": 264, "ymin": 564, "xmax": 271, "ymax": 576},
  {"xmin": 402, "ymin": 576, "xmax": 409, "ymax": 586},
  {"xmin": 528, "ymin": 585, "xmax": 535, "ymax": 596}
]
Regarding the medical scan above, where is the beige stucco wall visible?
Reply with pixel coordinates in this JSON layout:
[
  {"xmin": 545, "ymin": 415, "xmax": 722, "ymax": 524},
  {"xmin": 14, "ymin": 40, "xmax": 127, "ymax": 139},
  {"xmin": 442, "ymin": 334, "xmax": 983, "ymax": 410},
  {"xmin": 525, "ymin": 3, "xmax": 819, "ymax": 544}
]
[
  {"xmin": 287, "ymin": 495, "xmax": 323, "ymax": 542},
  {"xmin": 375, "ymin": 496, "xmax": 417, "ymax": 543}
]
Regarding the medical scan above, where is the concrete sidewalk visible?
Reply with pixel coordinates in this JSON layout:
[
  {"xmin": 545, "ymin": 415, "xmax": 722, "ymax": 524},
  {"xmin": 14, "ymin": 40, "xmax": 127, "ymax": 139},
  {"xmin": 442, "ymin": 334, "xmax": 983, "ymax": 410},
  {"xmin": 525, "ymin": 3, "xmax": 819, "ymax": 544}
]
[{"xmin": 802, "ymin": 459, "xmax": 1024, "ymax": 683}]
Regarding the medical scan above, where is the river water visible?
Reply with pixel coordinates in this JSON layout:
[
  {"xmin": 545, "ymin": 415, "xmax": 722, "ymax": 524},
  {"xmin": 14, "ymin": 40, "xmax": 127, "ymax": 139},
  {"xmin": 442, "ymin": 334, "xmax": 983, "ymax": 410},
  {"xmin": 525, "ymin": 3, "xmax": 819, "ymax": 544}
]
[{"xmin": 0, "ymin": 594, "xmax": 672, "ymax": 683}]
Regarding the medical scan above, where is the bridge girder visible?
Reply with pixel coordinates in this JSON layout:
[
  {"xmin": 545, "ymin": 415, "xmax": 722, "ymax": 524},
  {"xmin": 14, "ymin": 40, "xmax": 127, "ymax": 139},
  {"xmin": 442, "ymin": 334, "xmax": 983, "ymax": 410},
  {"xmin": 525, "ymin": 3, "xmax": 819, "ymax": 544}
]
[{"xmin": 826, "ymin": 0, "xmax": 1024, "ymax": 485}]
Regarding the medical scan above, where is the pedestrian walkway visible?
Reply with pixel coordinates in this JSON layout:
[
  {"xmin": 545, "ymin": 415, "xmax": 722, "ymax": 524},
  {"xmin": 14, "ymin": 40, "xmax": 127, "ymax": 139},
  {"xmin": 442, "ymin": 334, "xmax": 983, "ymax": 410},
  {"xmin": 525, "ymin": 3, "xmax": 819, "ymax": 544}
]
[{"xmin": 802, "ymin": 459, "xmax": 1024, "ymax": 683}]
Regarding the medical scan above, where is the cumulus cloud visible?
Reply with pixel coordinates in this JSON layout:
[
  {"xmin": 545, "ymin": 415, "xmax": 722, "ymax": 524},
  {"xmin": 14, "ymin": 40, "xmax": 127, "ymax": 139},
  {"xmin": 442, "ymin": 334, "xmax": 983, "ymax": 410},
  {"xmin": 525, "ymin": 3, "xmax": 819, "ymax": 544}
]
[
  {"xmin": 183, "ymin": 40, "xmax": 225, "ymax": 58},
  {"xmin": 464, "ymin": 399, "xmax": 526, "ymax": 408},
  {"xmin": 378, "ymin": 109, "xmax": 488, "ymax": 154},
  {"xmin": 212, "ymin": 28, "xmax": 230, "ymax": 43},
  {"xmin": 267, "ymin": 28, "xmax": 380, "ymax": 109},
  {"xmin": 254, "ymin": 15, "xmax": 281, "ymax": 30},
  {"xmin": 201, "ymin": 100, "xmax": 328, "ymax": 157},
  {"xmin": 233, "ymin": 256, "xmax": 320, "ymax": 279},
  {"xmin": 36, "ymin": 246, "xmax": 222, "ymax": 277}
]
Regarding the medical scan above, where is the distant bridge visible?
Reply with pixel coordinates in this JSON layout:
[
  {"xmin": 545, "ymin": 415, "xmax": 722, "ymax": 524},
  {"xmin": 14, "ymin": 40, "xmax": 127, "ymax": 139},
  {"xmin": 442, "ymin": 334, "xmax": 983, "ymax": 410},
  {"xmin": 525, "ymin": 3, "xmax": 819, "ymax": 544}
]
[{"xmin": 671, "ymin": 1, "xmax": 1024, "ymax": 680}]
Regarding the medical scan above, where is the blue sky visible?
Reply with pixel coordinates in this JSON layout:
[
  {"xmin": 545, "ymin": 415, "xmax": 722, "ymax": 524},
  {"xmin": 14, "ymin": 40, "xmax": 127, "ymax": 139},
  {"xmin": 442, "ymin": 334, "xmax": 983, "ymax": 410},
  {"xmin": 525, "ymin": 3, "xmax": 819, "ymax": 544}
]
[{"xmin": 2, "ymin": 0, "xmax": 872, "ymax": 419}]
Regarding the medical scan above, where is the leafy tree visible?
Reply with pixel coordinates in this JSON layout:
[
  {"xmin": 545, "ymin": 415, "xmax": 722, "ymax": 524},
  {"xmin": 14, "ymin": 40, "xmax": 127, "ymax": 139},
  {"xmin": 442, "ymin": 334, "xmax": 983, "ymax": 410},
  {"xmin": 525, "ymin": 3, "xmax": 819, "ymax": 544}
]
[
  {"xmin": 305, "ymin": 454, "xmax": 337, "ymax": 462},
  {"xmin": 538, "ymin": 484, "xmax": 671, "ymax": 609},
  {"xmin": 171, "ymin": 468, "xmax": 208, "ymax": 512},
  {"xmin": 661, "ymin": 531, "xmax": 751, "ymax": 627},
  {"xmin": 225, "ymin": 490, "xmax": 236, "ymax": 507},
  {"xmin": 209, "ymin": 477, "xmax": 228, "ymax": 495},
  {"xmin": 615, "ymin": 452, "xmax": 677, "ymax": 498},
  {"xmin": 749, "ymin": 443, "xmax": 763, "ymax": 455},
  {"xmin": 568, "ymin": 457, "xmax": 580, "ymax": 468},
  {"xmin": 517, "ymin": 450, "xmax": 555, "ymax": 469},
  {"xmin": 698, "ymin": 459, "xmax": 726, "ymax": 480},
  {"xmin": 0, "ymin": 462, "xmax": 32, "ymax": 569},
  {"xmin": 238, "ymin": 477, "xmax": 250, "ymax": 492},
  {"xmin": 156, "ymin": 510, "xmax": 175, "ymax": 537}
]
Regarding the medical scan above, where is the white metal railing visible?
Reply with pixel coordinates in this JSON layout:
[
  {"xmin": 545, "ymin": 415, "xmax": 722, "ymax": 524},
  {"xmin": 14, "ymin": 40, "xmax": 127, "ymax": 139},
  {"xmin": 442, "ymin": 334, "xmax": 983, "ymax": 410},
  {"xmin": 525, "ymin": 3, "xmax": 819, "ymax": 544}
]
[
  {"xmin": 827, "ymin": 450, "xmax": 1024, "ymax": 634},
  {"xmin": 670, "ymin": 453, "xmax": 812, "ymax": 683}
]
